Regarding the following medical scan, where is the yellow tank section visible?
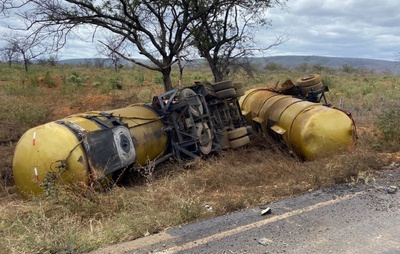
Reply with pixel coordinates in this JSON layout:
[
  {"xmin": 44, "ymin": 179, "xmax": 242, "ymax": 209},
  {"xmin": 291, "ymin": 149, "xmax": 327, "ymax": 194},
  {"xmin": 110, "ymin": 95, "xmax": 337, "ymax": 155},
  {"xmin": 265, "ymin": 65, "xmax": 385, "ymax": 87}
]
[
  {"xmin": 239, "ymin": 88, "xmax": 356, "ymax": 160},
  {"xmin": 13, "ymin": 123, "xmax": 90, "ymax": 198},
  {"xmin": 13, "ymin": 104, "xmax": 167, "ymax": 198}
]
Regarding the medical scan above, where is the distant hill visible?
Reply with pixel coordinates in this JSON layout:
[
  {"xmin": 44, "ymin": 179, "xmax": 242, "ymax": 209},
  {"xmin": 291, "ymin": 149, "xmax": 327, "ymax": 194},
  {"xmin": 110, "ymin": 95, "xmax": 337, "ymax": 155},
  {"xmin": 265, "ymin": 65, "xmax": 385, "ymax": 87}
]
[
  {"xmin": 254, "ymin": 55, "xmax": 400, "ymax": 74},
  {"xmin": 58, "ymin": 58, "xmax": 127, "ymax": 66},
  {"xmin": 58, "ymin": 55, "xmax": 400, "ymax": 74}
]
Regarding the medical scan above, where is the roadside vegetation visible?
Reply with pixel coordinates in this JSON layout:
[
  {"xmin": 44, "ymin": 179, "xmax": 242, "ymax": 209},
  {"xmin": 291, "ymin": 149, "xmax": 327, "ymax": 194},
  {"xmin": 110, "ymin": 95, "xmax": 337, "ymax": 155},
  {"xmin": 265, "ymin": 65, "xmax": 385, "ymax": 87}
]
[{"xmin": 0, "ymin": 62, "xmax": 399, "ymax": 253}]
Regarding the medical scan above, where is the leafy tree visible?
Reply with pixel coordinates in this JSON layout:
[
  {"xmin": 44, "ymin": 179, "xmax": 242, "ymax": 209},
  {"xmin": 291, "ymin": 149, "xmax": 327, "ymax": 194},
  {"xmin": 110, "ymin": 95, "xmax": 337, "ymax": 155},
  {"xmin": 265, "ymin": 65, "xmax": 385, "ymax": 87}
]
[{"xmin": 190, "ymin": 0, "xmax": 288, "ymax": 82}]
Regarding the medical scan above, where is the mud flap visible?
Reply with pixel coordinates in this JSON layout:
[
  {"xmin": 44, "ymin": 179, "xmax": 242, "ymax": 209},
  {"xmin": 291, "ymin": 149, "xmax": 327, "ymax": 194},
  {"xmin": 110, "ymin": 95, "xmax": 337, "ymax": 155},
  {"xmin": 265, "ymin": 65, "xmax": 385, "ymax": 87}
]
[
  {"xmin": 271, "ymin": 125, "xmax": 286, "ymax": 135},
  {"xmin": 252, "ymin": 116, "xmax": 265, "ymax": 134},
  {"xmin": 82, "ymin": 125, "xmax": 136, "ymax": 180}
]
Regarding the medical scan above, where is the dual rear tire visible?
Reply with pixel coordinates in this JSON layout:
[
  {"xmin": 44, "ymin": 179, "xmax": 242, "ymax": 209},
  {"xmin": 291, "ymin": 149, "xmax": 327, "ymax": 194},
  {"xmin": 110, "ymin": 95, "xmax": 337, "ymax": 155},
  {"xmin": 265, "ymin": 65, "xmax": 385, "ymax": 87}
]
[
  {"xmin": 226, "ymin": 126, "xmax": 252, "ymax": 149},
  {"xmin": 212, "ymin": 81, "xmax": 244, "ymax": 99}
]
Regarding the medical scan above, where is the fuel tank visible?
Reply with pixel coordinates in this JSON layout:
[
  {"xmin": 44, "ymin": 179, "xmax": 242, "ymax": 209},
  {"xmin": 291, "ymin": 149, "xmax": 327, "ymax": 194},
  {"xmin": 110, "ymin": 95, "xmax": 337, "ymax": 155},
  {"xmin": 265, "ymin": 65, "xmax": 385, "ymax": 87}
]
[
  {"xmin": 13, "ymin": 104, "xmax": 168, "ymax": 198},
  {"xmin": 239, "ymin": 88, "xmax": 356, "ymax": 160}
]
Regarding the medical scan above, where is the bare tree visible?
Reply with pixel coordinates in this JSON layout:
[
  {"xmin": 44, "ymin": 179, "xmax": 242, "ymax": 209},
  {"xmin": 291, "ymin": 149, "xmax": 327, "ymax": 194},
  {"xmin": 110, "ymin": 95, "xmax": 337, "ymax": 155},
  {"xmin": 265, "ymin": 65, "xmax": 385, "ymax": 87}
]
[
  {"xmin": 175, "ymin": 47, "xmax": 198, "ymax": 87},
  {"xmin": 1, "ymin": 39, "xmax": 18, "ymax": 66},
  {"xmin": 47, "ymin": 54, "xmax": 59, "ymax": 66},
  {"xmin": 1, "ymin": 0, "xmax": 226, "ymax": 91},
  {"xmin": 3, "ymin": 32, "xmax": 49, "ymax": 71},
  {"xmin": 191, "ymin": 0, "xmax": 288, "ymax": 82},
  {"xmin": 2, "ymin": 0, "xmax": 288, "ymax": 87},
  {"xmin": 97, "ymin": 35, "xmax": 127, "ymax": 72},
  {"xmin": 37, "ymin": 55, "xmax": 59, "ymax": 66}
]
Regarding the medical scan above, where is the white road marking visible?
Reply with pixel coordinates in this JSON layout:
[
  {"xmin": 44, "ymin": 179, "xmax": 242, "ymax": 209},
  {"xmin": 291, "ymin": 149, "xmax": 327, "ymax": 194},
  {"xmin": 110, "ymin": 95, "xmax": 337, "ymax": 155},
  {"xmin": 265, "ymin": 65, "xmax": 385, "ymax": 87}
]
[{"xmin": 156, "ymin": 191, "xmax": 365, "ymax": 253}]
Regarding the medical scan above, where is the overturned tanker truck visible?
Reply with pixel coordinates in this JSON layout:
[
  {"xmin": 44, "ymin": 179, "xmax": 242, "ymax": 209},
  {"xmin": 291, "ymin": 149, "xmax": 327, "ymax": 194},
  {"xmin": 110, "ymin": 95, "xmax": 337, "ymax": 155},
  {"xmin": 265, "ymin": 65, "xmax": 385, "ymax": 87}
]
[{"xmin": 13, "ymin": 74, "xmax": 356, "ymax": 198}]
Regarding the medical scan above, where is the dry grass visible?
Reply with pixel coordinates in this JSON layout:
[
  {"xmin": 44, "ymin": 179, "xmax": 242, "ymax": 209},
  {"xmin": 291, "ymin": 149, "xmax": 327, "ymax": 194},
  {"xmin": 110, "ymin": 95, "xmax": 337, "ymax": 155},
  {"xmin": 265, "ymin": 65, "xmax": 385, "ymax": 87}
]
[
  {"xmin": 0, "ymin": 138, "xmax": 384, "ymax": 253},
  {"xmin": 0, "ymin": 63, "xmax": 399, "ymax": 253}
]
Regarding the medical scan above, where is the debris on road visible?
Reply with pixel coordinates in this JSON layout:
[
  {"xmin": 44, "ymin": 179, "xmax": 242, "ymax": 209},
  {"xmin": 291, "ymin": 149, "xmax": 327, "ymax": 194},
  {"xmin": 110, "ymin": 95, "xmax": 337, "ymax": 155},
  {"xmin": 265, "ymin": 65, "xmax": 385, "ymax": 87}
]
[
  {"xmin": 256, "ymin": 237, "xmax": 272, "ymax": 246},
  {"xmin": 387, "ymin": 186, "xmax": 398, "ymax": 194},
  {"xmin": 260, "ymin": 207, "xmax": 272, "ymax": 216}
]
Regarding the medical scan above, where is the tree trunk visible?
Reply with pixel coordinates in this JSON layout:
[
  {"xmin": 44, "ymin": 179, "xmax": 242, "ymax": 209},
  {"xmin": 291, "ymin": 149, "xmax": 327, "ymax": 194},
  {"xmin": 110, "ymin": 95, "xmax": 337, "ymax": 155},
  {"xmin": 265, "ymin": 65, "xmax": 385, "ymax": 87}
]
[
  {"xmin": 162, "ymin": 67, "xmax": 173, "ymax": 91},
  {"xmin": 209, "ymin": 61, "xmax": 224, "ymax": 82},
  {"xmin": 213, "ymin": 69, "xmax": 224, "ymax": 83},
  {"xmin": 23, "ymin": 58, "xmax": 29, "ymax": 72},
  {"xmin": 202, "ymin": 53, "xmax": 225, "ymax": 83}
]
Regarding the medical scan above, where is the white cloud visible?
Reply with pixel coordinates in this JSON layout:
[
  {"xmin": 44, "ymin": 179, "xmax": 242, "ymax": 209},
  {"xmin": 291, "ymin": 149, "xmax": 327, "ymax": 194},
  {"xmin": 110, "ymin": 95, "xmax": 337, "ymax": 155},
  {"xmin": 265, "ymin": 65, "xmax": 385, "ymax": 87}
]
[
  {"xmin": 1, "ymin": 0, "xmax": 399, "ymax": 61},
  {"xmin": 261, "ymin": 0, "xmax": 400, "ymax": 60}
]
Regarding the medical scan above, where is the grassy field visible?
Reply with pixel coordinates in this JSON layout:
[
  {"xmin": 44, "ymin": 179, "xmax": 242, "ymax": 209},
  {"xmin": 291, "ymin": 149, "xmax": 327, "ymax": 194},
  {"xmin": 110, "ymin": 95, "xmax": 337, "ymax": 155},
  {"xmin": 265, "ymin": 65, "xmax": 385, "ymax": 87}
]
[{"xmin": 0, "ymin": 62, "xmax": 399, "ymax": 253}]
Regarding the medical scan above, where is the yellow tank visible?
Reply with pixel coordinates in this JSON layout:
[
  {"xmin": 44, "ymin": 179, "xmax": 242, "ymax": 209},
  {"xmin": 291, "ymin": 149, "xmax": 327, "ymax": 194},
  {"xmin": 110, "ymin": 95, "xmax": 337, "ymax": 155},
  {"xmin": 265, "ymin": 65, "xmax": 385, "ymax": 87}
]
[
  {"xmin": 239, "ymin": 88, "xmax": 356, "ymax": 160},
  {"xmin": 13, "ymin": 104, "xmax": 168, "ymax": 198}
]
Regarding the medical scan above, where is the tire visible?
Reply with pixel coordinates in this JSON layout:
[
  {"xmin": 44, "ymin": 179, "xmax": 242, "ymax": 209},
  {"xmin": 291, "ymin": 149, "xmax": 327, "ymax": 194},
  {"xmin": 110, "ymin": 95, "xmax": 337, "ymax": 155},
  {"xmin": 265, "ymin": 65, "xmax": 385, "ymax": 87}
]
[
  {"xmin": 235, "ymin": 88, "xmax": 245, "ymax": 97},
  {"xmin": 179, "ymin": 88, "xmax": 204, "ymax": 117},
  {"xmin": 296, "ymin": 74, "xmax": 321, "ymax": 87},
  {"xmin": 212, "ymin": 81, "xmax": 234, "ymax": 91},
  {"xmin": 222, "ymin": 130, "xmax": 231, "ymax": 149},
  {"xmin": 192, "ymin": 122, "xmax": 213, "ymax": 155},
  {"xmin": 229, "ymin": 135, "xmax": 250, "ymax": 149},
  {"xmin": 227, "ymin": 127, "xmax": 248, "ymax": 140},
  {"xmin": 245, "ymin": 125, "xmax": 253, "ymax": 135},
  {"xmin": 215, "ymin": 88, "xmax": 237, "ymax": 99},
  {"xmin": 233, "ymin": 82, "xmax": 243, "ymax": 89},
  {"xmin": 301, "ymin": 82, "xmax": 324, "ymax": 95},
  {"xmin": 203, "ymin": 83, "xmax": 217, "ymax": 97},
  {"xmin": 308, "ymin": 82, "xmax": 324, "ymax": 91}
]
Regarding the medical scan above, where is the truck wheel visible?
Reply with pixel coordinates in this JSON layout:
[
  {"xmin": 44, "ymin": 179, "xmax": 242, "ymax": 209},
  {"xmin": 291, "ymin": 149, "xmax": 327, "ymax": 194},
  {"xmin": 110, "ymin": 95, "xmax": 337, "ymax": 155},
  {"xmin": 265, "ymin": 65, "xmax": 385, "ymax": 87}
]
[
  {"xmin": 193, "ymin": 122, "xmax": 213, "ymax": 155},
  {"xmin": 227, "ymin": 127, "xmax": 248, "ymax": 140},
  {"xmin": 235, "ymin": 88, "xmax": 245, "ymax": 97},
  {"xmin": 245, "ymin": 125, "xmax": 253, "ymax": 135},
  {"xmin": 179, "ymin": 88, "xmax": 204, "ymax": 117},
  {"xmin": 301, "ymin": 82, "xmax": 324, "ymax": 95},
  {"xmin": 222, "ymin": 130, "xmax": 231, "ymax": 149},
  {"xmin": 212, "ymin": 81, "xmax": 234, "ymax": 91},
  {"xmin": 230, "ymin": 135, "xmax": 250, "ymax": 149},
  {"xmin": 216, "ymin": 88, "xmax": 237, "ymax": 99},
  {"xmin": 296, "ymin": 74, "xmax": 321, "ymax": 87},
  {"xmin": 233, "ymin": 82, "xmax": 243, "ymax": 89}
]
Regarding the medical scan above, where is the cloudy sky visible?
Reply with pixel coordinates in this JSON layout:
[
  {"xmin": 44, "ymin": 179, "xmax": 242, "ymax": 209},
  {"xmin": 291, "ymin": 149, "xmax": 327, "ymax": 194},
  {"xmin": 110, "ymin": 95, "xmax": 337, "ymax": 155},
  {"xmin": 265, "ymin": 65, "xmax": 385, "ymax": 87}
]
[
  {"xmin": 1, "ymin": 0, "xmax": 399, "ymax": 61},
  {"xmin": 263, "ymin": 0, "xmax": 400, "ymax": 61}
]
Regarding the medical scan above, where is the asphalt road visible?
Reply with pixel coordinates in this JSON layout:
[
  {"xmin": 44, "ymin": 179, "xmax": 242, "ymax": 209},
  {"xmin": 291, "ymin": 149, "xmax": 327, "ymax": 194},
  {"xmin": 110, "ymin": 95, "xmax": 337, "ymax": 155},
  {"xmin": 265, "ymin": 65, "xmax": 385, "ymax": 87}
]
[{"xmin": 91, "ymin": 167, "xmax": 400, "ymax": 254}]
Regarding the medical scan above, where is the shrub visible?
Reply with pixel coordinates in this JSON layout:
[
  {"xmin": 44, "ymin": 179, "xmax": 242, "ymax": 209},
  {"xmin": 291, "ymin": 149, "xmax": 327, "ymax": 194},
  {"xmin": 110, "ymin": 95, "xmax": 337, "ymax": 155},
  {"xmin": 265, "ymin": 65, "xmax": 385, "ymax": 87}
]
[
  {"xmin": 4, "ymin": 83, "xmax": 18, "ymax": 95},
  {"xmin": 4, "ymin": 82, "xmax": 44, "ymax": 97},
  {"xmin": 16, "ymin": 103, "xmax": 51, "ymax": 126},
  {"xmin": 135, "ymin": 72, "xmax": 145, "ymax": 86},
  {"xmin": 377, "ymin": 108, "xmax": 400, "ymax": 146},
  {"xmin": 138, "ymin": 88, "xmax": 153, "ymax": 102},
  {"xmin": 68, "ymin": 72, "xmax": 84, "ymax": 86},
  {"xmin": 109, "ymin": 76, "xmax": 123, "ymax": 90},
  {"xmin": 264, "ymin": 62, "xmax": 286, "ymax": 72},
  {"xmin": 153, "ymin": 75, "xmax": 163, "ymax": 85},
  {"xmin": 23, "ymin": 75, "xmax": 40, "ymax": 88},
  {"xmin": 43, "ymin": 71, "xmax": 57, "ymax": 88}
]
